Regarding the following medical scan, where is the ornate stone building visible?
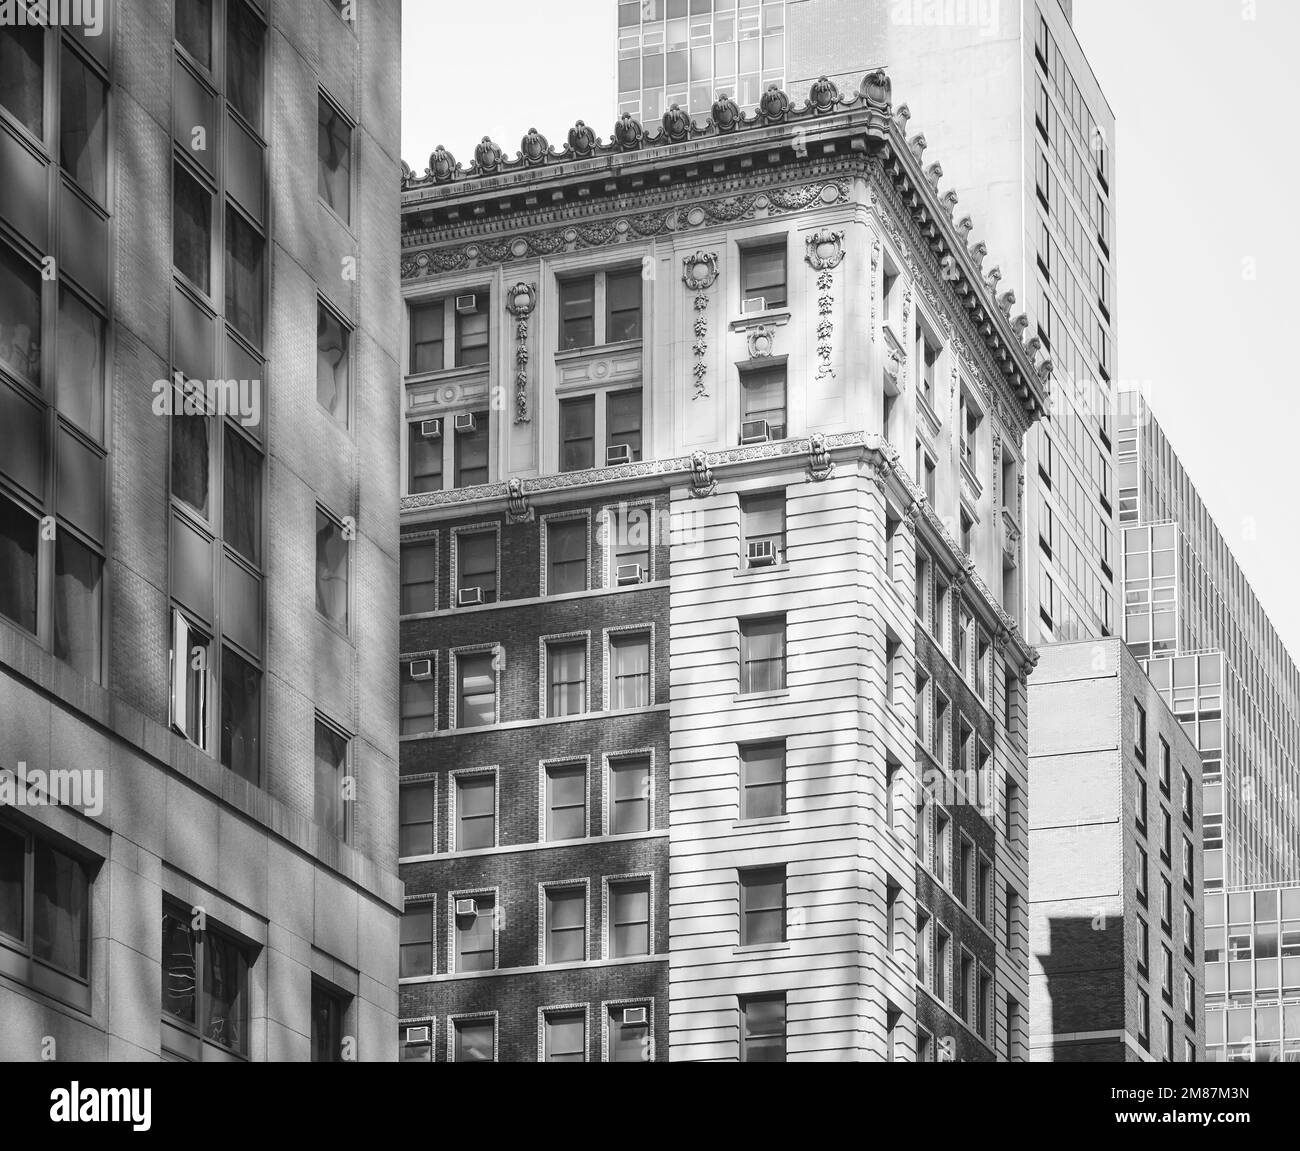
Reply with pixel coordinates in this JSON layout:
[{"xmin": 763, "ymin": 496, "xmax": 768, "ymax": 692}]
[{"xmin": 397, "ymin": 69, "xmax": 1049, "ymax": 1060}]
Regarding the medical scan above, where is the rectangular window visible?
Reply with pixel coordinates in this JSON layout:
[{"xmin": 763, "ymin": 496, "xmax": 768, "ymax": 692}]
[
  {"xmin": 400, "ymin": 658, "xmax": 436, "ymax": 735},
  {"xmin": 915, "ymin": 669, "xmax": 928, "ymax": 746},
  {"xmin": 455, "ymin": 774, "xmax": 496, "ymax": 851},
  {"xmin": 1184, "ymin": 974, "xmax": 1195, "ymax": 1022},
  {"xmin": 559, "ymin": 276, "xmax": 596, "ymax": 349},
  {"xmin": 545, "ymin": 762, "xmax": 586, "ymax": 841},
  {"xmin": 740, "ymin": 866, "xmax": 785, "ymax": 945},
  {"xmin": 917, "ymin": 330, "xmax": 940, "ymax": 404},
  {"xmin": 935, "ymin": 927, "xmax": 950, "ymax": 1003},
  {"xmin": 222, "ymin": 431, "xmax": 262, "ymax": 566},
  {"xmin": 609, "ymin": 879, "xmax": 651, "ymax": 958},
  {"xmin": 453, "ymin": 410, "xmax": 490, "ymax": 488},
  {"xmin": 608, "ymin": 1004, "xmax": 650, "ymax": 1062},
  {"xmin": 934, "ymin": 809, "xmax": 950, "ymax": 885},
  {"xmin": 1159, "ymin": 736, "xmax": 1171, "ymax": 794},
  {"xmin": 609, "ymin": 630, "xmax": 651, "ymax": 709},
  {"xmin": 741, "ymin": 491, "xmax": 785, "ymax": 564},
  {"xmin": 0, "ymin": 823, "xmax": 91, "ymax": 993},
  {"xmin": 916, "ymin": 908, "xmax": 930, "ymax": 987},
  {"xmin": 170, "ymin": 608, "xmax": 210, "ymax": 749},
  {"xmin": 315, "ymin": 508, "xmax": 349, "ymax": 630},
  {"xmin": 173, "ymin": 163, "xmax": 212, "ymax": 292},
  {"xmin": 453, "ymin": 1018, "xmax": 494, "ymax": 1063},
  {"xmin": 176, "ymin": 0, "xmax": 213, "ymax": 67},
  {"xmin": 1161, "ymin": 807, "xmax": 1172, "ymax": 862},
  {"xmin": 1182, "ymin": 769, "xmax": 1194, "ymax": 825},
  {"xmin": 1161, "ymin": 943, "xmax": 1173, "ymax": 1000},
  {"xmin": 1135, "ymin": 701, "xmax": 1147, "ymax": 760},
  {"xmin": 219, "ymin": 642, "xmax": 259, "ymax": 779},
  {"xmin": 544, "ymin": 1010, "xmax": 585, "ymax": 1063},
  {"xmin": 1161, "ymin": 878, "xmax": 1173, "ymax": 930},
  {"xmin": 609, "ymin": 755, "xmax": 651, "ymax": 834},
  {"xmin": 408, "ymin": 420, "xmax": 442, "ymax": 494},
  {"xmin": 225, "ymin": 0, "xmax": 264, "ymax": 128},
  {"xmin": 545, "ymin": 886, "xmax": 586, "ymax": 963},
  {"xmin": 546, "ymin": 518, "xmax": 588, "ymax": 594},
  {"xmin": 318, "ymin": 94, "xmax": 352, "ymax": 220},
  {"xmin": 316, "ymin": 302, "xmax": 350, "ymax": 421},
  {"xmin": 739, "ymin": 993, "xmax": 786, "ymax": 1062},
  {"xmin": 454, "ymin": 895, "xmax": 495, "ymax": 972},
  {"xmin": 1006, "ymin": 885, "xmax": 1019, "ymax": 953},
  {"xmin": 455, "ymin": 294, "xmax": 490, "ymax": 367},
  {"xmin": 739, "ymin": 614, "xmax": 785, "ymax": 694},
  {"xmin": 456, "ymin": 529, "xmax": 497, "ymax": 604},
  {"xmin": 546, "ymin": 638, "xmax": 587, "ymax": 717},
  {"xmin": 740, "ymin": 242, "xmax": 786, "ymax": 309},
  {"xmin": 224, "ymin": 205, "xmax": 265, "ymax": 347},
  {"xmin": 0, "ymin": 20, "xmax": 44, "ymax": 137},
  {"xmin": 409, "ymin": 300, "xmax": 444, "ymax": 374},
  {"xmin": 311, "ymin": 982, "xmax": 350, "ymax": 1063},
  {"xmin": 559, "ymin": 395, "xmax": 596, "ymax": 472},
  {"xmin": 1183, "ymin": 837, "xmax": 1194, "ymax": 892},
  {"xmin": 398, "ymin": 783, "xmax": 435, "ymax": 857},
  {"xmin": 313, "ymin": 720, "xmax": 350, "ymax": 844},
  {"xmin": 399, "ymin": 904, "xmax": 433, "ymax": 978},
  {"xmin": 161, "ymin": 900, "xmax": 250, "ymax": 1056},
  {"xmin": 606, "ymin": 388, "xmax": 643, "ymax": 462},
  {"xmin": 606, "ymin": 269, "xmax": 642, "ymax": 341},
  {"xmin": 607, "ymin": 502, "xmax": 652, "ymax": 582},
  {"xmin": 932, "ymin": 690, "xmax": 948, "ymax": 764},
  {"xmin": 1137, "ymin": 915, "xmax": 1149, "ymax": 976},
  {"xmin": 955, "ymin": 949, "xmax": 972, "ymax": 1022},
  {"xmin": 1137, "ymin": 989, "xmax": 1150, "ymax": 1048},
  {"xmin": 1135, "ymin": 772, "xmax": 1147, "ymax": 833},
  {"xmin": 60, "ymin": 45, "xmax": 108, "ymax": 203},
  {"xmin": 399, "ymin": 540, "xmax": 437, "ymax": 615},
  {"xmin": 740, "ymin": 741, "xmax": 785, "ymax": 820},
  {"xmin": 1137, "ymin": 845, "xmax": 1149, "ymax": 904},
  {"xmin": 739, "ymin": 363, "xmax": 786, "ymax": 439}
]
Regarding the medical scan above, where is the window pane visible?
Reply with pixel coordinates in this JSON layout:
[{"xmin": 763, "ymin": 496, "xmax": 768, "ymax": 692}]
[
  {"xmin": 741, "ymin": 994, "xmax": 786, "ymax": 1061},
  {"xmin": 455, "ymin": 301, "xmax": 489, "ymax": 366},
  {"xmin": 454, "ymin": 410, "xmax": 489, "ymax": 487},
  {"xmin": 0, "ymin": 241, "xmax": 42, "ymax": 386},
  {"xmin": 455, "ymin": 896, "xmax": 495, "ymax": 972},
  {"xmin": 607, "ymin": 388, "xmax": 643, "ymax": 461},
  {"xmin": 0, "ymin": 495, "xmax": 38, "ymax": 633},
  {"xmin": 0, "ymin": 824, "xmax": 25, "ymax": 942},
  {"xmin": 400, "ymin": 540, "xmax": 437, "ymax": 614},
  {"xmin": 59, "ymin": 46, "xmax": 107, "ymax": 203},
  {"xmin": 0, "ymin": 23, "xmax": 44, "ymax": 137},
  {"xmin": 173, "ymin": 164, "xmax": 211, "ymax": 293},
  {"xmin": 457, "ymin": 530, "xmax": 497, "ymax": 601},
  {"xmin": 611, "ymin": 882, "xmax": 650, "ymax": 957},
  {"xmin": 610, "ymin": 757, "xmax": 650, "ymax": 834},
  {"xmin": 32, "ymin": 840, "xmax": 89, "ymax": 977},
  {"xmin": 740, "ymin": 741, "xmax": 784, "ymax": 818},
  {"xmin": 456, "ymin": 775, "xmax": 495, "ymax": 849},
  {"xmin": 203, "ymin": 929, "xmax": 248, "ymax": 1053},
  {"xmin": 611, "ymin": 632, "xmax": 650, "ymax": 709},
  {"xmin": 171, "ymin": 412, "xmax": 210, "ymax": 517},
  {"xmin": 741, "ymin": 867, "xmax": 784, "ymax": 944},
  {"xmin": 53, "ymin": 532, "xmax": 102, "ymax": 680},
  {"xmin": 409, "ymin": 301, "xmax": 444, "ymax": 374},
  {"xmin": 314, "ymin": 721, "xmax": 349, "ymax": 841},
  {"xmin": 455, "ymin": 1020, "xmax": 493, "ymax": 1062},
  {"xmin": 316, "ymin": 304, "xmax": 349, "ymax": 420},
  {"xmin": 399, "ymin": 664, "xmax": 435, "ymax": 735},
  {"xmin": 609, "ymin": 1008, "xmax": 649, "ymax": 1062},
  {"xmin": 220, "ymin": 645, "xmax": 261, "ymax": 783},
  {"xmin": 546, "ymin": 764, "xmax": 586, "ymax": 841},
  {"xmin": 606, "ymin": 270, "xmax": 642, "ymax": 342},
  {"xmin": 740, "ymin": 615, "xmax": 785, "ymax": 693},
  {"xmin": 223, "ymin": 431, "xmax": 262, "ymax": 565},
  {"xmin": 559, "ymin": 276, "xmax": 595, "ymax": 350},
  {"xmin": 741, "ymin": 492, "xmax": 784, "ymax": 551},
  {"xmin": 457, "ymin": 653, "xmax": 496, "ymax": 728},
  {"xmin": 408, "ymin": 420, "xmax": 442, "ymax": 494},
  {"xmin": 741, "ymin": 367, "xmax": 786, "ymax": 436},
  {"xmin": 560, "ymin": 396, "xmax": 595, "ymax": 472},
  {"xmin": 545, "ymin": 1011, "xmax": 585, "ymax": 1062},
  {"xmin": 226, "ymin": 1, "xmax": 264, "ymax": 128},
  {"xmin": 176, "ymin": 0, "xmax": 213, "ymax": 67},
  {"xmin": 399, "ymin": 907, "xmax": 433, "ymax": 977},
  {"xmin": 56, "ymin": 287, "xmax": 105, "ymax": 438},
  {"xmin": 399, "ymin": 784, "xmax": 435, "ymax": 856},
  {"xmin": 317, "ymin": 95, "xmax": 351, "ymax": 220},
  {"xmin": 741, "ymin": 244, "xmax": 786, "ymax": 307},
  {"xmin": 161, "ymin": 906, "xmax": 196, "ymax": 1023},
  {"xmin": 547, "ymin": 518, "xmax": 587, "ymax": 594},
  {"xmin": 547, "ymin": 641, "xmax": 586, "ymax": 717},
  {"xmin": 546, "ymin": 888, "xmax": 585, "ymax": 962},
  {"xmin": 315, "ymin": 510, "xmax": 349, "ymax": 628},
  {"xmin": 225, "ymin": 206, "xmax": 265, "ymax": 346}
]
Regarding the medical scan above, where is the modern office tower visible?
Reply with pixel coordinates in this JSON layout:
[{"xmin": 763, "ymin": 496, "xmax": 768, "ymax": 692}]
[
  {"xmin": 398, "ymin": 69, "xmax": 1046, "ymax": 1060},
  {"xmin": 0, "ymin": 1, "xmax": 403, "ymax": 1061},
  {"xmin": 1028, "ymin": 639, "xmax": 1204, "ymax": 1062},
  {"xmin": 617, "ymin": 1, "xmax": 1118, "ymax": 648},
  {"xmin": 1202, "ymin": 884, "xmax": 1300, "ymax": 1062}
]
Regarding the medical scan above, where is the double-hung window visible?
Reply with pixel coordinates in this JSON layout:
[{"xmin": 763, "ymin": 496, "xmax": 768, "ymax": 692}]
[
  {"xmin": 740, "ymin": 741, "xmax": 785, "ymax": 820},
  {"xmin": 609, "ymin": 630, "xmax": 651, "ymax": 709},
  {"xmin": 739, "ymin": 866, "xmax": 785, "ymax": 945},
  {"xmin": 546, "ymin": 638, "xmax": 587, "ymax": 717},
  {"xmin": 558, "ymin": 268, "xmax": 643, "ymax": 349},
  {"xmin": 559, "ymin": 389, "xmax": 643, "ymax": 471},
  {"xmin": 740, "ymin": 242, "xmax": 787, "ymax": 310},
  {"xmin": 739, "ymin": 363, "xmax": 787, "ymax": 440},
  {"xmin": 545, "ymin": 886, "xmax": 586, "ymax": 963},
  {"xmin": 739, "ymin": 615, "xmax": 785, "ymax": 694},
  {"xmin": 408, "ymin": 293, "xmax": 490, "ymax": 372}
]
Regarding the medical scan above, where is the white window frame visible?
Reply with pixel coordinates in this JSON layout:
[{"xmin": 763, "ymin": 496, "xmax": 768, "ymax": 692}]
[
  {"xmin": 449, "ymin": 643, "xmax": 501, "ymax": 729},
  {"xmin": 601, "ymin": 996, "xmax": 655, "ymax": 1063},
  {"xmin": 447, "ymin": 885, "xmax": 500, "ymax": 974},
  {"xmin": 539, "ymin": 630, "xmax": 592, "ymax": 718},
  {"xmin": 447, "ymin": 1011, "xmax": 498, "ymax": 1063},
  {"xmin": 537, "ymin": 1002, "xmax": 591, "ymax": 1063},
  {"xmin": 603, "ymin": 871, "xmax": 655, "ymax": 961},
  {"xmin": 603, "ymin": 623, "xmax": 655, "ymax": 711},
  {"xmin": 599, "ymin": 498, "xmax": 656, "ymax": 586},
  {"xmin": 449, "ymin": 522, "xmax": 501, "ymax": 606},
  {"xmin": 538, "ymin": 878, "xmax": 591, "ymax": 965},
  {"xmin": 539, "ymin": 509, "xmax": 592, "ymax": 596},
  {"xmin": 447, "ymin": 766, "xmax": 499, "ymax": 853},
  {"xmin": 603, "ymin": 748, "xmax": 656, "ymax": 836},
  {"xmin": 538, "ymin": 756, "xmax": 590, "ymax": 843},
  {"xmin": 398, "ymin": 649, "xmax": 438, "ymax": 737}
]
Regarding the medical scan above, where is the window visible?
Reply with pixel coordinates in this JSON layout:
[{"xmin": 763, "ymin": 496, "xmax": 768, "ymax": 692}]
[
  {"xmin": 1134, "ymin": 701, "xmax": 1147, "ymax": 760},
  {"xmin": 545, "ymin": 886, "xmax": 586, "ymax": 963},
  {"xmin": 739, "ymin": 866, "xmax": 785, "ymax": 945},
  {"xmin": 1182, "ymin": 769, "xmax": 1194, "ymax": 826},
  {"xmin": 455, "ymin": 528, "xmax": 497, "ymax": 605},
  {"xmin": 917, "ymin": 328, "xmax": 940, "ymax": 405},
  {"xmin": 955, "ymin": 949, "xmax": 972, "ymax": 1022},
  {"xmin": 609, "ymin": 879, "xmax": 651, "ymax": 958},
  {"xmin": 219, "ymin": 647, "xmax": 261, "ymax": 785},
  {"xmin": 1183, "ymin": 837, "xmax": 1194, "ymax": 892},
  {"xmin": 456, "ymin": 650, "xmax": 497, "ymax": 728},
  {"xmin": 1137, "ymin": 988, "xmax": 1150, "ymax": 1049},
  {"xmin": 1136, "ymin": 845, "xmax": 1148, "ymax": 904},
  {"xmin": 1159, "ymin": 736, "xmax": 1171, "ymax": 794},
  {"xmin": 558, "ymin": 268, "xmax": 642, "ymax": 348},
  {"xmin": 932, "ymin": 690, "xmax": 948, "ymax": 764},
  {"xmin": 544, "ymin": 1010, "xmax": 586, "ymax": 1062},
  {"xmin": 170, "ymin": 609, "xmax": 211, "ymax": 749},
  {"xmin": 959, "ymin": 510, "xmax": 973, "ymax": 556},
  {"xmin": 975, "ymin": 629, "xmax": 989, "ymax": 701},
  {"xmin": 914, "ymin": 555, "xmax": 928, "ymax": 623},
  {"xmin": 559, "ymin": 396, "xmax": 596, "ymax": 472},
  {"xmin": 740, "ymin": 741, "xmax": 785, "ymax": 820},
  {"xmin": 176, "ymin": 0, "xmax": 213, "ymax": 67},
  {"xmin": 314, "ymin": 300, "xmax": 351, "ymax": 423},
  {"xmin": 317, "ymin": 93, "xmax": 351, "ymax": 221},
  {"xmin": 400, "ymin": 1023, "xmax": 433, "ymax": 1062},
  {"xmin": 935, "ymin": 927, "xmax": 950, "ymax": 1002},
  {"xmin": 917, "ymin": 1026, "xmax": 933, "ymax": 1063},
  {"xmin": 608, "ymin": 1003, "xmax": 651, "ymax": 1062},
  {"xmin": 933, "ymin": 577, "xmax": 948, "ymax": 646},
  {"xmin": 311, "ymin": 982, "xmax": 351, "ymax": 1063},
  {"xmin": 545, "ymin": 517, "xmax": 588, "ymax": 594},
  {"xmin": 739, "ymin": 993, "xmax": 786, "ymax": 1062},
  {"xmin": 886, "ymin": 1006, "xmax": 901, "ymax": 1062},
  {"xmin": 1163, "ymin": 1015, "xmax": 1174, "ymax": 1063},
  {"xmin": 1137, "ymin": 916, "xmax": 1149, "ymax": 977},
  {"xmin": 886, "ymin": 882, "xmax": 905, "ymax": 956},
  {"xmin": 914, "ymin": 669, "xmax": 928, "ymax": 746},
  {"xmin": 453, "ymin": 1017, "xmax": 495, "ymax": 1063},
  {"xmin": 933, "ymin": 809, "xmax": 950, "ymax": 885},
  {"xmin": 160, "ymin": 900, "xmax": 252, "ymax": 1059},
  {"xmin": 174, "ymin": 162, "xmax": 212, "ymax": 292},
  {"xmin": 977, "ymin": 857, "xmax": 991, "ymax": 928},
  {"xmin": 60, "ymin": 45, "xmax": 108, "ymax": 202},
  {"xmin": 959, "ymin": 391, "xmax": 981, "ymax": 473},
  {"xmin": 454, "ymin": 895, "xmax": 496, "ymax": 972},
  {"xmin": 313, "ymin": 720, "xmax": 350, "ymax": 844},
  {"xmin": 740, "ymin": 241, "xmax": 787, "ymax": 309},
  {"xmin": 1005, "ymin": 885, "xmax": 1019, "ymax": 953},
  {"xmin": 224, "ymin": 205, "xmax": 265, "ymax": 346},
  {"xmin": 399, "ymin": 903, "xmax": 433, "ymax": 978},
  {"xmin": 545, "ymin": 762, "xmax": 586, "ymax": 841},
  {"xmin": 1160, "ymin": 807, "xmax": 1172, "ymax": 862},
  {"xmin": 399, "ymin": 539, "xmax": 437, "ymax": 614},
  {"xmin": 605, "ymin": 502, "xmax": 652, "ymax": 585},
  {"xmin": 741, "ymin": 491, "xmax": 785, "ymax": 565},
  {"xmin": 739, "ymin": 363, "xmax": 786, "ymax": 440},
  {"xmin": 409, "ymin": 300, "xmax": 445, "ymax": 374},
  {"xmin": 957, "ymin": 836, "xmax": 973, "ymax": 908},
  {"xmin": 400, "ymin": 657, "xmax": 436, "ymax": 735},
  {"xmin": 315, "ymin": 508, "xmax": 349, "ymax": 630},
  {"xmin": 546, "ymin": 638, "xmax": 587, "ymax": 717},
  {"xmin": 399, "ymin": 783, "xmax": 435, "ymax": 857},
  {"xmin": 453, "ymin": 410, "xmax": 490, "ymax": 487},
  {"xmin": 917, "ymin": 444, "xmax": 936, "ymax": 502},
  {"xmin": 1184, "ymin": 974, "xmax": 1195, "ymax": 1022},
  {"xmin": 739, "ymin": 615, "xmax": 785, "ymax": 693},
  {"xmin": 0, "ymin": 20, "xmax": 44, "ymax": 136},
  {"xmin": 1183, "ymin": 906, "xmax": 1195, "ymax": 960},
  {"xmin": 1135, "ymin": 772, "xmax": 1147, "ymax": 834},
  {"xmin": 0, "ymin": 822, "xmax": 92, "ymax": 1007},
  {"xmin": 407, "ymin": 420, "xmax": 443, "ymax": 493},
  {"xmin": 608, "ymin": 755, "xmax": 651, "ymax": 834},
  {"xmin": 225, "ymin": 1, "xmax": 264, "ymax": 127},
  {"xmin": 916, "ymin": 908, "xmax": 931, "ymax": 986},
  {"xmin": 885, "ymin": 755, "xmax": 901, "ymax": 834},
  {"xmin": 455, "ymin": 773, "xmax": 496, "ymax": 851},
  {"xmin": 609, "ymin": 630, "xmax": 651, "ymax": 709},
  {"xmin": 1161, "ymin": 878, "xmax": 1173, "ymax": 930},
  {"xmin": 408, "ymin": 294, "xmax": 490, "ymax": 372},
  {"xmin": 455, "ymin": 295, "xmax": 490, "ymax": 366}
]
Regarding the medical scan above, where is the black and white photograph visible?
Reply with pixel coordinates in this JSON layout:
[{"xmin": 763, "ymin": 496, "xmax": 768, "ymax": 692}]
[{"xmin": 0, "ymin": 0, "xmax": 1294, "ymax": 1129}]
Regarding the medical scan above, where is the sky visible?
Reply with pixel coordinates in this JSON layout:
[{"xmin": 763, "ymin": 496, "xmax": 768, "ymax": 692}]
[{"xmin": 401, "ymin": 0, "xmax": 1300, "ymax": 659}]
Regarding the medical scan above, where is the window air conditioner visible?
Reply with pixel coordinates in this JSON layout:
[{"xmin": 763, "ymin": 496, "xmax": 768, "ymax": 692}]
[
  {"xmin": 408, "ymin": 659, "xmax": 433, "ymax": 680},
  {"xmin": 458, "ymin": 586, "xmax": 484, "ymax": 607},
  {"xmin": 454, "ymin": 294, "xmax": 478, "ymax": 315},
  {"xmin": 420, "ymin": 418, "xmax": 442, "ymax": 439},
  {"xmin": 454, "ymin": 898, "xmax": 478, "ymax": 917},
  {"xmin": 606, "ymin": 443, "xmax": 632, "ymax": 466},
  {"xmin": 405, "ymin": 1026, "xmax": 431, "ymax": 1044},
  {"xmin": 454, "ymin": 412, "xmax": 477, "ymax": 434},
  {"xmin": 741, "ymin": 296, "xmax": 767, "ymax": 315},
  {"xmin": 622, "ymin": 1007, "xmax": 648, "ymax": 1026},
  {"xmin": 615, "ymin": 563, "xmax": 643, "ymax": 587},
  {"xmin": 747, "ymin": 539, "xmax": 777, "ymax": 567},
  {"xmin": 740, "ymin": 419, "xmax": 770, "ymax": 445}
]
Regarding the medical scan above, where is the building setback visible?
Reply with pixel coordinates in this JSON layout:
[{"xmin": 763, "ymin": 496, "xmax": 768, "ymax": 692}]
[
  {"xmin": 1028, "ymin": 639, "xmax": 1204, "ymax": 1062},
  {"xmin": 0, "ymin": 0, "xmax": 403, "ymax": 1060},
  {"xmin": 398, "ymin": 69, "xmax": 1048, "ymax": 1060}
]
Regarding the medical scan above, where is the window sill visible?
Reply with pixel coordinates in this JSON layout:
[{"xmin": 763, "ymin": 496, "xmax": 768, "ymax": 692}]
[
  {"xmin": 734, "ymin": 816, "xmax": 791, "ymax": 830},
  {"xmin": 554, "ymin": 338, "xmax": 643, "ymax": 361},
  {"xmin": 732, "ymin": 689, "xmax": 790, "ymax": 704},
  {"xmin": 405, "ymin": 362, "xmax": 489, "ymax": 388},
  {"xmin": 734, "ymin": 942, "xmax": 791, "ymax": 956},
  {"xmin": 729, "ymin": 309, "xmax": 792, "ymax": 333},
  {"xmin": 732, "ymin": 562, "xmax": 789, "ymax": 579}
]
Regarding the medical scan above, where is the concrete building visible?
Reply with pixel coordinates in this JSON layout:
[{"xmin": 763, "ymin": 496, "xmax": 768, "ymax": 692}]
[
  {"xmin": 0, "ymin": 0, "xmax": 403, "ymax": 1060},
  {"xmin": 1028, "ymin": 638, "xmax": 1204, "ymax": 1061},
  {"xmin": 615, "ymin": 0, "xmax": 1119, "ymax": 648},
  {"xmin": 398, "ymin": 68, "xmax": 1046, "ymax": 1060},
  {"xmin": 1203, "ymin": 883, "xmax": 1300, "ymax": 1062}
]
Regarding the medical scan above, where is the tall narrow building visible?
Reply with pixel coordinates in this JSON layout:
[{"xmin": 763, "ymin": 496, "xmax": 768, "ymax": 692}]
[
  {"xmin": 616, "ymin": 0, "xmax": 1119, "ymax": 648},
  {"xmin": 398, "ymin": 69, "xmax": 1046, "ymax": 1060},
  {"xmin": 0, "ymin": 0, "xmax": 403, "ymax": 1060}
]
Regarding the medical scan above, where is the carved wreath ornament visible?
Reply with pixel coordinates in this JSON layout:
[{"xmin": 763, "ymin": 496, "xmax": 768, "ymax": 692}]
[
  {"xmin": 682, "ymin": 252, "xmax": 719, "ymax": 399},
  {"xmin": 504, "ymin": 282, "xmax": 537, "ymax": 423}
]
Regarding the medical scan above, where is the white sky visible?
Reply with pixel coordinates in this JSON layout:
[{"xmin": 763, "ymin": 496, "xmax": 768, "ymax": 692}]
[{"xmin": 401, "ymin": 0, "xmax": 1300, "ymax": 660}]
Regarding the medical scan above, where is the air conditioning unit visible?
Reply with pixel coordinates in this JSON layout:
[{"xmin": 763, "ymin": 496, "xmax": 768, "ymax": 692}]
[
  {"xmin": 454, "ymin": 412, "xmax": 477, "ymax": 434},
  {"xmin": 740, "ymin": 419, "xmax": 771, "ymax": 445},
  {"xmin": 408, "ymin": 659, "xmax": 433, "ymax": 681},
  {"xmin": 454, "ymin": 294, "xmax": 478, "ymax": 315},
  {"xmin": 405, "ymin": 1026, "xmax": 431, "ymax": 1044},
  {"xmin": 741, "ymin": 296, "xmax": 767, "ymax": 315},
  {"xmin": 419, "ymin": 418, "xmax": 442, "ymax": 439},
  {"xmin": 606, "ymin": 443, "xmax": 632, "ymax": 466},
  {"xmin": 616, "ymin": 563, "xmax": 643, "ymax": 587},
  {"xmin": 747, "ymin": 539, "xmax": 777, "ymax": 567},
  {"xmin": 458, "ymin": 586, "xmax": 484, "ymax": 607},
  {"xmin": 622, "ymin": 1007, "xmax": 648, "ymax": 1026},
  {"xmin": 454, "ymin": 898, "xmax": 478, "ymax": 917}
]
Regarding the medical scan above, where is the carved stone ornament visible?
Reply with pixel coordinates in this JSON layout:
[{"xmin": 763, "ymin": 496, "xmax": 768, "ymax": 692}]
[
  {"xmin": 504, "ymin": 281, "xmax": 537, "ymax": 318},
  {"xmin": 807, "ymin": 433, "xmax": 835, "ymax": 481},
  {"xmin": 506, "ymin": 477, "xmax": 532, "ymax": 522},
  {"xmin": 473, "ymin": 136, "xmax": 503, "ymax": 174},
  {"xmin": 519, "ymin": 127, "xmax": 550, "ymax": 165},
  {"xmin": 870, "ymin": 238, "xmax": 882, "ymax": 343},
  {"xmin": 747, "ymin": 325, "xmax": 777, "ymax": 360},
  {"xmin": 428, "ymin": 145, "xmax": 457, "ymax": 183},
  {"xmin": 892, "ymin": 101, "xmax": 911, "ymax": 135},
  {"xmin": 759, "ymin": 84, "xmax": 791, "ymax": 122},
  {"xmin": 924, "ymin": 161, "xmax": 943, "ymax": 191},
  {"xmin": 661, "ymin": 103, "xmax": 692, "ymax": 142},
  {"xmin": 505, "ymin": 283, "xmax": 537, "ymax": 423},
  {"xmin": 567, "ymin": 120, "xmax": 597, "ymax": 157},
  {"xmin": 807, "ymin": 76, "xmax": 840, "ymax": 114},
  {"xmin": 955, "ymin": 215, "xmax": 973, "ymax": 243},
  {"xmin": 712, "ymin": 92, "xmax": 741, "ymax": 131},
  {"xmin": 985, "ymin": 265, "xmax": 1002, "ymax": 295},
  {"xmin": 805, "ymin": 229, "xmax": 846, "ymax": 272},
  {"xmin": 681, "ymin": 251, "xmax": 719, "ymax": 292},
  {"xmin": 689, "ymin": 450, "xmax": 716, "ymax": 498},
  {"xmin": 908, "ymin": 133, "xmax": 927, "ymax": 163},
  {"xmin": 861, "ymin": 68, "xmax": 892, "ymax": 106},
  {"xmin": 997, "ymin": 290, "xmax": 1016, "ymax": 318},
  {"xmin": 940, "ymin": 189, "xmax": 959, "ymax": 218},
  {"xmin": 613, "ymin": 112, "xmax": 644, "ymax": 150}
]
